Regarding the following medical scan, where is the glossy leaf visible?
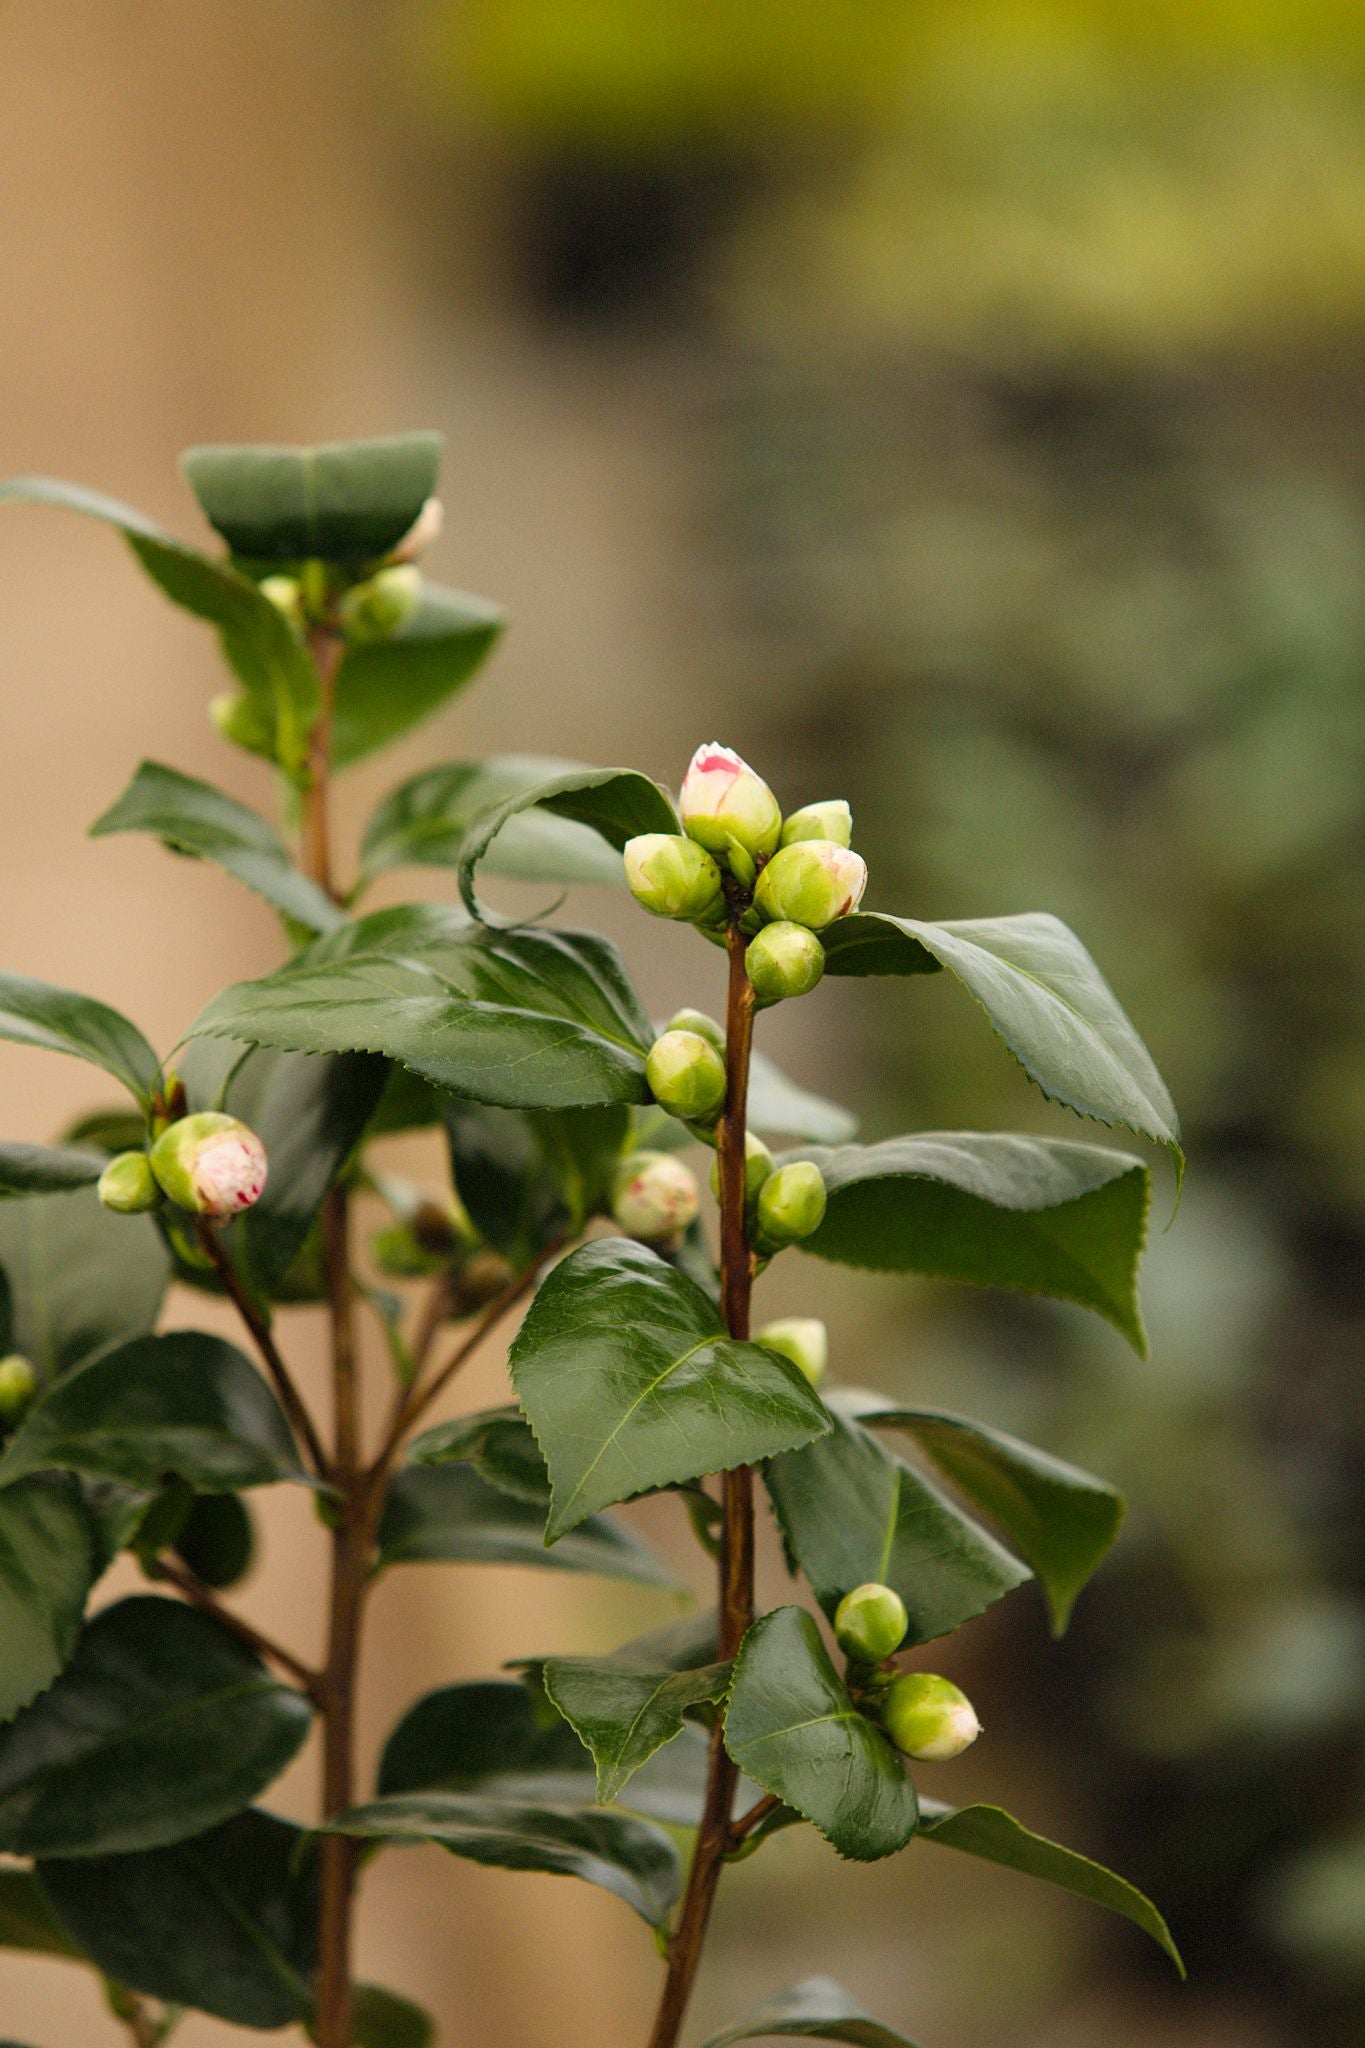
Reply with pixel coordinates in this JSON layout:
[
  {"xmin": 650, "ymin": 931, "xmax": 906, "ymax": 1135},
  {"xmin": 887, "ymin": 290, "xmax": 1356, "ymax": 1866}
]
[
  {"xmin": 510, "ymin": 1237, "xmax": 830, "ymax": 1541},
  {"xmin": 172, "ymin": 1489, "xmax": 255, "ymax": 1591},
  {"xmin": 792, "ymin": 1133, "xmax": 1151, "ymax": 1353},
  {"xmin": 0, "ymin": 1596, "xmax": 312, "ymax": 1857},
  {"xmin": 90, "ymin": 761, "xmax": 342, "ymax": 935},
  {"xmin": 458, "ymin": 765, "xmax": 678, "ymax": 921},
  {"xmin": 747, "ymin": 1051, "xmax": 858, "ymax": 1145},
  {"xmin": 0, "ymin": 1145, "xmax": 104, "ymax": 1199},
  {"xmin": 39, "ymin": 1809, "xmax": 316, "ymax": 2026},
  {"xmin": 181, "ymin": 433, "xmax": 441, "ymax": 563},
  {"xmin": 191, "ymin": 907, "xmax": 652, "ymax": 1111},
  {"xmin": 332, "ymin": 583, "xmax": 506, "ymax": 768},
  {"xmin": 724, "ymin": 1608, "xmax": 917, "ymax": 1862},
  {"xmin": 834, "ymin": 1392, "xmax": 1124, "ymax": 1634},
  {"xmin": 352, "ymin": 1984, "xmax": 435, "ymax": 2048},
  {"xmin": 360, "ymin": 755, "xmax": 627, "ymax": 890},
  {"xmin": 0, "ymin": 1478, "xmax": 97, "ymax": 1723},
  {"xmin": 0, "ymin": 973, "xmax": 158, "ymax": 1105},
  {"xmin": 0, "ymin": 1187, "xmax": 168, "ymax": 1379},
  {"xmin": 702, "ymin": 1978, "xmax": 927, "ymax": 2047},
  {"xmin": 376, "ymin": 1463, "xmax": 679, "ymax": 1587},
  {"xmin": 406, "ymin": 1404, "xmax": 550, "ymax": 1505},
  {"xmin": 765, "ymin": 1407, "xmax": 1029, "ymax": 1644},
  {"xmin": 542, "ymin": 1613, "xmax": 729, "ymax": 1804},
  {"xmin": 0, "ymin": 1332, "xmax": 302, "ymax": 1494},
  {"xmin": 326, "ymin": 1794, "xmax": 680, "ymax": 1928},
  {"xmin": 917, "ymin": 1799, "xmax": 1184, "ymax": 1973},
  {"xmin": 0, "ymin": 1866, "xmax": 84, "ymax": 1959},
  {"xmin": 444, "ymin": 1101, "xmax": 627, "ymax": 1259}
]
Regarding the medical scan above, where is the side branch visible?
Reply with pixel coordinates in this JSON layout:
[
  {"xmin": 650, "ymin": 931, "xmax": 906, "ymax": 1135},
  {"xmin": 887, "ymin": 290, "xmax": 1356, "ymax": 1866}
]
[{"xmin": 150, "ymin": 1555, "xmax": 324, "ymax": 1701}]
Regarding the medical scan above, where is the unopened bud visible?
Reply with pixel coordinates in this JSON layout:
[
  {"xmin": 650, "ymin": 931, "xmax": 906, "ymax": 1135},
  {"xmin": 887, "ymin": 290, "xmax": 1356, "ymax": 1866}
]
[
  {"xmin": 612, "ymin": 1151, "xmax": 699, "ymax": 1244},
  {"xmin": 97, "ymin": 1151, "xmax": 160, "ymax": 1215},
  {"xmin": 624, "ymin": 834, "xmax": 725, "ymax": 924},
  {"xmin": 371, "ymin": 1223, "xmax": 448, "ymax": 1279},
  {"xmin": 780, "ymin": 799, "xmax": 853, "ymax": 849},
  {"xmin": 709, "ymin": 1132, "xmax": 775, "ymax": 1210},
  {"xmin": 646, "ymin": 1031, "xmax": 728, "ymax": 1123},
  {"xmin": 679, "ymin": 745, "xmax": 782, "ymax": 864},
  {"xmin": 339, "ymin": 562, "xmax": 423, "ymax": 642},
  {"xmin": 388, "ymin": 495, "xmax": 444, "ymax": 563},
  {"xmin": 753, "ymin": 840, "xmax": 867, "ymax": 931},
  {"xmin": 666, "ymin": 1008, "xmax": 725, "ymax": 1053},
  {"xmin": 754, "ymin": 1160, "xmax": 827, "ymax": 1251},
  {"xmin": 835, "ymin": 1582, "xmax": 908, "ymax": 1664},
  {"xmin": 149, "ymin": 1112, "xmax": 268, "ymax": 1219},
  {"xmin": 0, "ymin": 1355, "xmax": 36, "ymax": 1427},
  {"xmin": 755, "ymin": 1316, "xmax": 827, "ymax": 1386},
  {"xmin": 745, "ymin": 921, "xmax": 825, "ymax": 1005},
  {"xmin": 209, "ymin": 691, "xmax": 274, "ymax": 755},
  {"xmin": 880, "ymin": 1672, "xmax": 981, "ymax": 1761},
  {"xmin": 257, "ymin": 574, "xmax": 304, "ymax": 629}
]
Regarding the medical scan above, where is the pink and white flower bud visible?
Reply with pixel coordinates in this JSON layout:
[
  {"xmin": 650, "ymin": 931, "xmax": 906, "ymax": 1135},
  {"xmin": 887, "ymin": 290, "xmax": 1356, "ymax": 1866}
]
[
  {"xmin": 611, "ymin": 1151, "xmax": 700, "ymax": 1244},
  {"xmin": 753, "ymin": 839, "xmax": 867, "ymax": 930},
  {"xmin": 679, "ymin": 744, "xmax": 782, "ymax": 863},
  {"xmin": 150, "ymin": 1112, "xmax": 268, "ymax": 1219}
]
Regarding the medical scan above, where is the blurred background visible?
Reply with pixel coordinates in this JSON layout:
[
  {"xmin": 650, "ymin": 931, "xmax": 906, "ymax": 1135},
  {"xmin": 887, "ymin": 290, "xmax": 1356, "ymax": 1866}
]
[{"xmin": 1, "ymin": 2, "xmax": 1362, "ymax": 2043}]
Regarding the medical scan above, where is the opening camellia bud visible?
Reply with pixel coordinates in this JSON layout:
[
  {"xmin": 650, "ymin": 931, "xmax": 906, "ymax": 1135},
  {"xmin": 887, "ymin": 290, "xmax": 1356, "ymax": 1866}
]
[
  {"xmin": 754, "ymin": 1160, "xmax": 827, "ymax": 1251},
  {"xmin": 781, "ymin": 799, "xmax": 852, "ymax": 849},
  {"xmin": 746, "ymin": 921, "xmax": 825, "ymax": 1004},
  {"xmin": 623, "ymin": 834, "xmax": 726, "ymax": 924},
  {"xmin": 753, "ymin": 839, "xmax": 867, "ymax": 931},
  {"xmin": 149, "ymin": 1112, "xmax": 268, "ymax": 1219},
  {"xmin": 666, "ymin": 1007, "xmax": 725, "ymax": 1053},
  {"xmin": 646, "ymin": 1030, "xmax": 728, "ymax": 1123},
  {"xmin": 881, "ymin": 1672, "xmax": 981, "ymax": 1760},
  {"xmin": 339, "ymin": 562, "xmax": 423, "ymax": 642},
  {"xmin": 835, "ymin": 1582, "xmax": 909, "ymax": 1664},
  {"xmin": 97, "ymin": 1150, "xmax": 161, "ymax": 1215},
  {"xmin": 611, "ymin": 1151, "xmax": 700, "ymax": 1244},
  {"xmin": 0, "ymin": 1354, "xmax": 37, "ymax": 1427},
  {"xmin": 755, "ymin": 1316, "xmax": 828, "ymax": 1387},
  {"xmin": 679, "ymin": 744, "xmax": 782, "ymax": 865}
]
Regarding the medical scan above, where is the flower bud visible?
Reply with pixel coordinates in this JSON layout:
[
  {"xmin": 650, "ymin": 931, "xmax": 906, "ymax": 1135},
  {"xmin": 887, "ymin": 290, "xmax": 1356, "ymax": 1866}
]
[
  {"xmin": 754, "ymin": 1160, "xmax": 827, "ymax": 1250},
  {"xmin": 666, "ymin": 1008, "xmax": 725, "ymax": 1053},
  {"xmin": 709, "ymin": 1132, "xmax": 775, "ymax": 1209},
  {"xmin": 257, "ymin": 574, "xmax": 304, "ymax": 629},
  {"xmin": 339, "ymin": 563, "xmax": 423, "ymax": 642},
  {"xmin": 881, "ymin": 1672, "xmax": 980, "ymax": 1760},
  {"xmin": 0, "ymin": 1354, "xmax": 36, "ymax": 1427},
  {"xmin": 755, "ymin": 1316, "xmax": 827, "ymax": 1386},
  {"xmin": 370, "ymin": 1222, "xmax": 448, "ymax": 1279},
  {"xmin": 645, "ymin": 1031, "xmax": 728, "ymax": 1123},
  {"xmin": 388, "ymin": 494, "xmax": 444, "ymax": 563},
  {"xmin": 209, "ymin": 691, "xmax": 274, "ymax": 755},
  {"xmin": 149, "ymin": 1112, "xmax": 268, "ymax": 1219},
  {"xmin": 612, "ymin": 1151, "xmax": 699, "ymax": 1244},
  {"xmin": 745, "ymin": 921, "xmax": 825, "ymax": 1005},
  {"xmin": 753, "ymin": 840, "xmax": 867, "ymax": 930},
  {"xmin": 97, "ymin": 1151, "xmax": 160, "ymax": 1215},
  {"xmin": 835, "ymin": 1582, "xmax": 908, "ymax": 1664},
  {"xmin": 679, "ymin": 745, "xmax": 782, "ymax": 864},
  {"xmin": 623, "ymin": 835, "xmax": 725, "ymax": 924},
  {"xmin": 781, "ymin": 799, "xmax": 852, "ymax": 849}
]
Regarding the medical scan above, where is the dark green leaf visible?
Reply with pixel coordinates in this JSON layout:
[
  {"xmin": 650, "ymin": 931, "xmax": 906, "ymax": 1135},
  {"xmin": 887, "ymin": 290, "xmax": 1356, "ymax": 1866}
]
[
  {"xmin": 90, "ymin": 761, "xmax": 342, "ymax": 935},
  {"xmin": 326, "ymin": 1794, "xmax": 680, "ymax": 1928},
  {"xmin": 765, "ymin": 1407, "xmax": 1029, "ymax": 1644},
  {"xmin": 0, "ymin": 1866, "xmax": 84, "ymax": 1959},
  {"xmin": 351, "ymin": 1984, "xmax": 435, "ymax": 2048},
  {"xmin": 824, "ymin": 912, "xmax": 1180, "ymax": 1171},
  {"xmin": 724, "ymin": 1608, "xmax": 917, "ymax": 1861},
  {"xmin": 917, "ymin": 1800, "xmax": 1184, "ymax": 1973},
  {"xmin": 360, "ymin": 755, "xmax": 628, "ymax": 890},
  {"xmin": 376, "ymin": 1463, "xmax": 679, "ymax": 1587},
  {"xmin": 0, "ymin": 1596, "xmax": 312, "ymax": 1857},
  {"xmin": 332, "ymin": 583, "xmax": 505, "ymax": 769},
  {"xmin": 792, "ymin": 1133, "xmax": 1151, "ymax": 1353},
  {"xmin": 524, "ymin": 1105, "xmax": 631, "ymax": 1234},
  {"xmin": 406, "ymin": 1404, "xmax": 549, "ymax": 1505},
  {"xmin": 444, "ymin": 1105, "xmax": 565, "ymax": 1264},
  {"xmin": 0, "ymin": 1477, "xmax": 97, "ymax": 1723},
  {"xmin": 0, "ymin": 1332, "xmax": 302, "ymax": 1494},
  {"xmin": 747, "ymin": 1052, "xmax": 857, "ymax": 1145},
  {"xmin": 702, "ymin": 1978, "xmax": 927, "ymax": 2047},
  {"xmin": 40, "ymin": 1808, "xmax": 317, "ymax": 2026},
  {"xmin": 0, "ymin": 973, "xmax": 158, "ymax": 1105},
  {"xmin": 190, "ymin": 907, "xmax": 652, "ymax": 1111},
  {"xmin": 0, "ymin": 1187, "xmax": 168, "ymax": 1379},
  {"xmin": 181, "ymin": 433, "xmax": 441, "ymax": 564},
  {"xmin": 172, "ymin": 1491, "xmax": 255, "ymax": 1591},
  {"xmin": 0, "ymin": 1146, "xmax": 104, "ymax": 1199},
  {"xmin": 458, "ymin": 766, "xmax": 678, "ymax": 922},
  {"xmin": 510, "ymin": 1238, "xmax": 831, "ymax": 1541},
  {"xmin": 833, "ymin": 1393, "xmax": 1124, "ymax": 1635},
  {"xmin": 543, "ymin": 1613, "xmax": 729, "ymax": 1804}
]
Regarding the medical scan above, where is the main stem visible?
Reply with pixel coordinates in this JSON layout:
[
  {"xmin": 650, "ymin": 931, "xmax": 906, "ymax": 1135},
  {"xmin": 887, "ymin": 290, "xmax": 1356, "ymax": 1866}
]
[{"xmin": 647, "ymin": 920, "xmax": 757, "ymax": 2048}]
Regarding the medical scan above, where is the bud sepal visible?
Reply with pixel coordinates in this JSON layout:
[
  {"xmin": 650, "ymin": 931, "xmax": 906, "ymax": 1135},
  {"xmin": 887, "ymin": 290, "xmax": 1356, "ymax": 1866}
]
[
  {"xmin": 624, "ymin": 834, "xmax": 726, "ymax": 924},
  {"xmin": 149, "ymin": 1112, "xmax": 269, "ymax": 1219},
  {"xmin": 753, "ymin": 1160, "xmax": 827, "ymax": 1252},
  {"xmin": 880, "ymin": 1672, "xmax": 981, "ymax": 1761},
  {"xmin": 835, "ymin": 1582, "xmax": 909, "ymax": 1664},
  {"xmin": 646, "ymin": 1030, "xmax": 728, "ymax": 1123},
  {"xmin": 745, "ymin": 921, "xmax": 825, "ymax": 1005},
  {"xmin": 98, "ymin": 1151, "xmax": 161, "ymax": 1215}
]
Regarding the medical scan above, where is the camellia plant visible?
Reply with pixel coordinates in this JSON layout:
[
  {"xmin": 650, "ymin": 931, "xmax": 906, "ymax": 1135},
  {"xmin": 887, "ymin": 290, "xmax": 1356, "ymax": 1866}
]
[{"xmin": 0, "ymin": 436, "xmax": 1185, "ymax": 2048}]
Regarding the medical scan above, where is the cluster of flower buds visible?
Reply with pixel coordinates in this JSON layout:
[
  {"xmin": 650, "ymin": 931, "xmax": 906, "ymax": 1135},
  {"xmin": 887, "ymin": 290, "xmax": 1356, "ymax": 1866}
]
[
  {"xmin": 0, "ymin": 1354, "xmax": 36, "ymax": 1428},
  {"xmin": 706, "ymin": 1141, "xmax": 827, "ymax": 1256},
  {"xmin": 754, "ymin": 1316, "xmax": 827, "ymax": 1386},
  {"xmin": 611, "ymin": 1150, "xmax": 700, "ymax": 1247},
  {"xmin": 834, "ymin": 1581, "xmax": 981, "ymax": 1761},
  {"xmin": 97, "ymin": 1112, "xmax": 268, "ymax": 1221}
]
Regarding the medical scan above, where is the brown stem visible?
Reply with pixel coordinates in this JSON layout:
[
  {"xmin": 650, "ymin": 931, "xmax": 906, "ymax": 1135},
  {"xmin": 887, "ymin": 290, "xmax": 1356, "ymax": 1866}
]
[
  {"xmin": 647, "ymin": 920, "xmax": 757, "ymax": 2048},
  {"xmin": 728, "ymin": 1791, "xmax": 779, "ymax": 1846},
  {"xmin": 107, "ymin": 1984, "xmax": 159, "ymax": 2048},
  {"xmin": 195, "ymin": 1220, "xmax": 329, "ymax": 1480},
  {"xmin": 150, "ymin": 1556, "xmax": 323, "ymax": 1700},
  {"xmin": 302, "ymin": 625, "xmax": 344, "ymax": 903}
]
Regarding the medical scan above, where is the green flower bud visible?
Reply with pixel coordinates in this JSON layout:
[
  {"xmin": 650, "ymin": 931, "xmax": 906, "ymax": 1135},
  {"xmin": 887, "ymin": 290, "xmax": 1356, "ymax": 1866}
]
[
  {"xmin": 623, "ymin": 834, "xmax": 726, "ymax": 924},
  {"xmin": 754, "ymin": 1160, "xmax": 827, "ymax": 1250},
  {"xmin": 370, "ymin": 1223, "xmax": 447, "ymax": 1279},
  {"xmin": 753, "ymin": 840, "xmax": 867, "ymax": 930},
  {"xmin": 645, "ymin": 1030, "xmax": 728, "ymax": 1123},
  {"xmin": 257, "ymin": 574, "xmax": 304, "ymax": 628},
  {"xmin": 709, "ymin": 1132, "xmax": 775, "ymax": 1210},
  {"xmin": 666, "ymin": 1008, "xmax": 725, "ymax": 1053},
  {"xmin": 0, "ymin": 1354, "xmax": 36, "ymax": 1427},
  {"xmin": 835, "ymin": 1582, "xmax": 909, "ymax": 1663},
  {"xmin": 754, "ymin": 1316, "xmax": 828, "ymax": 1386},
  {"xmin": 781, "ymin": 799, "xmax": 853, "ymax": 848},
  {"xmin": 880, "ymin": 1672, "xmax": 981, "ymax": 1761},
  {"xmin": 209, "ymin": 691, "xmax": 275, "ymax": 756},
  {"xmin": 679, "ymin": 744, "xmax": 782, "ymax": 863},
  {"xmin": 339, "ymin": 563, "xmax": 423, "ymax": 642},
  {"xmin": 745, "ymin": 921, "xmax": 825, "ymax": 1005},
  {"xmin": 150, "ymin": 1112, "xmax": 268, "ymax": 1219},
  {"xmin": 612, "ymin": 1151, "xmax": 700, "ymax": 1244},
  {"xmin": 97, "ymin": 1150, "xmax": 160, "ymax": 1215}
]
